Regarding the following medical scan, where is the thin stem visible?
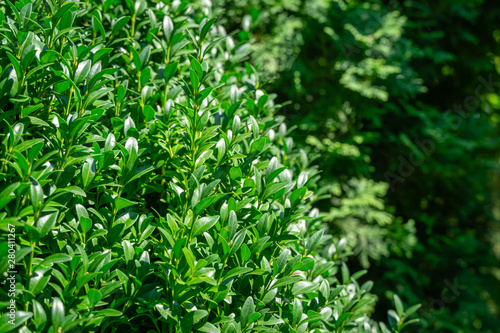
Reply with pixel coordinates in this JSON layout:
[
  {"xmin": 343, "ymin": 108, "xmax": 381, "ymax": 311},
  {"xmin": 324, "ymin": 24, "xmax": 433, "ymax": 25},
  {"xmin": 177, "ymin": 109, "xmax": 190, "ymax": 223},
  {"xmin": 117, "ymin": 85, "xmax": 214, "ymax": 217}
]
[
  {"xmin": 165, "ymin": 45, "xmax": 171, "ymax": 65},
  {"xmin": 131, "ymin": 14, "xmax": 136, "ymax": 37},
  {"xmin": 190, "ymin": 105, "xmax": 198, "ymax": 173},
  {"xmin": 65, "ymin": 86, "xmax": 74, "ymax": 117},
  {"xmin": 23, "ymin": 242, "xmax": 36, "ymax": 320},
  {"xmin": 27, "ymin": 242, "xmax": 35, "ymax": 277},
  {"xmin": 59, "ymin": 37, "xmax": 65, "ymax": 54}
]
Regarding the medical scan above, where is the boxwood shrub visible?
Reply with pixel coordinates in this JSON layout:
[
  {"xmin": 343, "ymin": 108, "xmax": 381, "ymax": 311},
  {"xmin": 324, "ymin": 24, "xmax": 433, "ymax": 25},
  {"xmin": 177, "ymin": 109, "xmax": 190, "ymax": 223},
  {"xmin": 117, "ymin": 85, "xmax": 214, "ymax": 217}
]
[{"xmin": 0, "ymin": 0, "xmax": 419, "ymax": 332}]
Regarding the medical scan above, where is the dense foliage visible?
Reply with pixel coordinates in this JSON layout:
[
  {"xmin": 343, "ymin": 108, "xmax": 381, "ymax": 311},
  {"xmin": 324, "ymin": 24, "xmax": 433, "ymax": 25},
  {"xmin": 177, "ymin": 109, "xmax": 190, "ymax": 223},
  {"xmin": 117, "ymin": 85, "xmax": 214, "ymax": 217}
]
[
  {"xmin": 0, "ymin": 0, "xmax": 423, "ymax": 332},
  {"xmin": 217, "ymin": 0, "xmax": 500, "ymax": 332}
]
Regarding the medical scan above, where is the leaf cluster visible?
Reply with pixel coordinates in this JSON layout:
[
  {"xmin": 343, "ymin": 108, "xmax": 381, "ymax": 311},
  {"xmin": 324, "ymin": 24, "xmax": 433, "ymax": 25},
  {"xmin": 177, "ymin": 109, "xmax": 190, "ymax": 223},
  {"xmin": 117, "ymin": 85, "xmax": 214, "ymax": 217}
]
[{"xmin": 0, "ymin": 0, "xmax": 419, "ymax": 332}]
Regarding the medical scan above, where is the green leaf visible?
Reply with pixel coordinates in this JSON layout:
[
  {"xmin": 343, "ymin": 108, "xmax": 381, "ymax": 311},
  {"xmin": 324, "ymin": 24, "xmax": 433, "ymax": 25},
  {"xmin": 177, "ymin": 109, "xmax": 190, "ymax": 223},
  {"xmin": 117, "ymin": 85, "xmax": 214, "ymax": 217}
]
[
  {"xmin": 297, "ymin": 172, "xmax": 308, "ymax": 188},
  {"xmin": 305, "ymin": 229, "xmax": 323, "ymax": 254},
  {"xmin": 181, "ymin": 310, "xmax": 208, "ymax": 328},
  {"xmin": 40, "ymin": 253, "xmax": 72, "ymax": 267},
  {"xmin": 248, "ymin": 115, "xmax": 259, "ymax": 138},
  {"xmin": 341, "ymin": 262, "xmax": 350, "ymax": 284},
  {"xmin": 131, "ymin": 47, "xmax": 142, "ymax": 71},
  {"xmin": 95, "ymin": 309, "xmax": 122, "ymax": 317},
  {"xmin": 182, "ymin": 247, "xmax": 196, "ymax": 272},
  {"xmin": 335, "ymin": 313, "xmax": 352, "ymax": 329},
  {"xmin": 400, "ymin": 318, "xmax": 421, "ymax": 330},
  {"xmin": 61, "ymin": 72, "xmax": 82, "ymax": 110},
  {"xmin": 76, "ymin": 272, "xmax": 99, "ymax": 290},
  {"xmin": 199, "ymin": 17, "xmax": 216, "ymax": 42},
  {"xmin": 126, "ymin": 165, "xmax": 155, "ymax": 185},
  {"xmin": 22, "ymin": 103, "xmax": 43, "ymax": 117},
  {"xmin": 82, "ymin": 157, "xmax": 96, "ymax": 188},
  {"xmin": 191, "ymin": 216, "xmax": 219, "ymax": 238},
  {"xmin": 104, "ymin": 133, "xmax": 116, "ymax": 151},
  {"xmin": 189, "ymin": 69, "xmax": 199, "ymax": 92},
  {"xmin": 80, "ymin": 216, "xmax": 92, "ymax": 234},
  {"xmin": 29, "ymin": 267, "xmax": 50, "ymax": 294},
  {"xmin": 222, "ymin": 267, "xmax": 253, "ymax": 281},
  {"xmin": 51, "ymin": 298, "xmax": 65, "ymax": 330},
  {"xmin": 240, "ymin": 244, "xmax": 251, "ymax": 263},
  {"xmin": 262, "ymin": 288, "xmax": 277, "ymax": 304},
  {"xmin": 229, "ymin": 229, "xmax": 246, "ymax": 257},
  {"xmin": 114, "ymin": 197, "xmax": 137, "ymax": 212},
  {"xmin": 250, "ymin": 137, "xmax": 266, "ymax": 153},
  {"xmin": 276, "ymin": 249, "xmax": 290, "ymax": 274},
  {"xmin": 0, "ymin": 311, "xmax": 32, "ymax": 332},
  {"xmin": 266, "ymin": 157, "xmax": 277, "ymax": 179},
  {"xmin": 228, "ymin": 210, "xmax": 237, "ymax": 240},
  {"xmin": 14, "ymin": 151, "xmax": 29, "ymax": 177},
  {"xmin": 215, "ymin": 138, "xmax": 226, "ymax": 165},
  {"xmin": 25, "ymin": 62, "xmax": 53, "ymax": 80},
  {"xmin": 125, "ymin": 137, "xmax": 139, "ymax": 154},
  {"xmin": 30, "ymin": 177, "xmax": 44, "ymax": 214},
  {"xmin": 292, "ymin": 298, "xmax": 303, "ymax": 326},
  {"xmin": 155, "ymin": 304, "xmax": 174, "ymax": 322},
  {"xmin": 163, "ymin": 62, "xmax": 178, "ymax": 82},
  {"xmin": 122, "ymin": 240, "xmax": 134, "ymax": 263},
  {"xmin": 140, "ymin": 46, "xmax": 151, "ymax": 69},
  {"xmin": 112, "ymin": 16, "xmax": 131, "ymax": 35},
  {"xmin": 88, "ymin": 289, "xmax": 102, "ymax": 308},
  {"xmin": 32, "ymin": 300, "xmax": 47, "ymax": 331},
  {"xmin": 163, "ymin": 15, "xmax": 174, "ymax": 40},
  {"xmin": 54, "ymin": 186, "xmax": 86, "ymax": 198},
  {"xmin": 75, "ymin": 59, "xmax": 92, "ymax": 85},
  {"xmin": 92, "ymin": 13, "xmax": 106, "ymax": 41},
  {"xmin": 240, "ymin": 296, "xmax": 255, "ymax": 327},
  {"xmin": 54, "ymin": 2, "xmax": 75, "ymax": 25},
  {"xmin": 76, "ymin": 204, "xmax": 89, "ymax": 220},
  {"xmin": 292, "ymin": 281, "xmax": 318, "ymax": 296},
  {"xmin": 263, "ymin": 182, "xmax": 287, "ymax": 200},
  {"xmin": 0, "ymin": 182, "xmax": 20, "ymax": 210},
  {"xmin": 394, "ymin": 294, "xmax": 404, "ymax": 317},
  {"xmin": 189, "ymin": 55, "xmax": 203, "ymax": 79},
  {"xmin": 300, "ymin": 257, "xmax": 315, "ymax": 271},
  {"xmin": 143, "ymin": 104, "xmax": 155, "ymax": 122},
  {"xmin": 248, "ymin": 312, "xmax": 261, "ymax": 325},
  {"xmin": 194, "ymin": 195, "xmax": 218, "ymax": 216},
  {"xmin": 291, "ymin": 187, "xmax": 307, "ymax": 207},
  {"xmin": 6, "ymin": 52, "xmax": 22, "ymax": 81},
  {"xmin": 199, "ymin": 322, "xmax": 220, "ymax": 333},
  {"xmin": 230, "ymin": 167, "xmax": 242, "ymax": 180},
  {"xmin": 124, "ymin": 116, "xmax": 136, "ymax": 136},
  {"xmin": 25, "ymin": 224, "xmax": 40, "ymax": 242},
  {"xmin": 405, "ymin": 304, "xmax": 422, "ymax": 318}
]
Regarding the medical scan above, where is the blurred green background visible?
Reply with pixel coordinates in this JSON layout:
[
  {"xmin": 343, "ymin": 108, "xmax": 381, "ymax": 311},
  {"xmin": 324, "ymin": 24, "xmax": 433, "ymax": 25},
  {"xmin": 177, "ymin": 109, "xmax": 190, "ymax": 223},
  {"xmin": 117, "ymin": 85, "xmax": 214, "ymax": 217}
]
[{"xmin": 213, "ymin": 0, "xmax": 500, "ymax": 332}]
